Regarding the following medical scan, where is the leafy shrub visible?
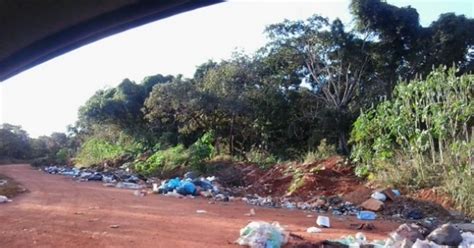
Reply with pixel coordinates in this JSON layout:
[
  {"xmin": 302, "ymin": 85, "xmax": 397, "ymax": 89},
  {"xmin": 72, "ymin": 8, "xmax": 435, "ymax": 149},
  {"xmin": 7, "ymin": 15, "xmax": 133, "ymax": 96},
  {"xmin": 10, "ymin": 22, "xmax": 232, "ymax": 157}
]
[
  {"xmin": 55, "ymin": 148, "xmax": 69, "ymax": 164},
  {"xmin": 135, "ymin": 145, "xmax": 189, "ymax": 176},
  {"xmin": 75, "ymin": 138, "xmax": 126, "ymax": 167},
  {"xmin": 245, "ymin": 147, "xmax": 278, "ymax": 169},
  {"xmin": 188, "ymin": 131, "xmax": 215, "ymax": 172},
  {"xmin": 303, "ymin": 139, "xmax": 336, "ymax": 164},
  {"xmin": 350, "ymin": 67, "xmax": 474, "ymax": 215},
  {"xmin": 135, "ymin": 132, "xmax": 215, "ymax": 175}
]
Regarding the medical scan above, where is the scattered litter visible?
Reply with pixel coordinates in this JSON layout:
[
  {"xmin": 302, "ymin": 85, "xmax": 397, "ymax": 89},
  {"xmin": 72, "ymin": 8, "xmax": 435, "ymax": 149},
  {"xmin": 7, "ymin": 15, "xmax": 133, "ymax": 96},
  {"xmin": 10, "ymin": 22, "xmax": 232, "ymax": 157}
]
[
  {"xmin": 306, "ymin": 214, "xmax": 314, "ymax": 218},
  {"xmin": 426, "ymin": 223, "xmax": 462, "ymax": 246},
  {"xmin": 329, "ymin": 233, "xmax": 385, "ymax": 247},
  {"xmin": 357, "ymin": 210, "xmax": 377, "ymax": 220},
  {"xmin": 306, "ymin": 227, "xmax": 322, "ymax": 233},
  {"xmin": 404, "ymin": 208, "xmax": 424, "ymax": 220},
  {"xmin": 0, "ymin": 179, "xmax": 7, "ymax": 186},
  {"xmin": 164, "ymin": 190, "xmax": 183, "ymax": 198},
  {"xmin": 109, "ymin": 225, "xmax": 120, "ymax": 229},
  {"xmin": 371, "ymin": 191, "xmax": 387, "ymax": 201},
  {"xmin": 236, "ymin": 221, "xmax": 288, "ymax": 248},
  {"xmin": 245, "ymin": 208, "xmax": 256, "ymax": 216},
  {"xmin": 392, "ymin": 189, "xmax": 401, "ymax": 196},
  {"xmin": 360, "ymin": 198, "xmax": 384, "ymax": 211},
  {"xmin": 316, "ymin": 216, "xmax": 330, "ymax": 228},
  {"xmin": 115, "ymin": 182, "xmax": 142, "ymax": 190},
  {"xmin": 387, "ymin": 223, "xmax": 425, "ymax": 244},
  {"xmin": 454, "ymin": 223, "xmax": 474, "ymax": 232},
  {"xmin": 0, "ymin": 195, "xmax": 11, "ymax": 203},
  {"xmin": 133, "ymin": 190, "xmax": 147, "ymax": 197},
  {"xmin": 351, "ymin": 222, "xmax": 376, "ymax": 230},
  {"xmin": 152, "ymin": 183, "xmax": 159, "ymax": 193},
  {"xmin": 460, "ymin": 232, "xmax": 474, "ymax": 247},
  {"xmin": 196, "ymin": 210, "xmax": 207, "ymax": 214}
]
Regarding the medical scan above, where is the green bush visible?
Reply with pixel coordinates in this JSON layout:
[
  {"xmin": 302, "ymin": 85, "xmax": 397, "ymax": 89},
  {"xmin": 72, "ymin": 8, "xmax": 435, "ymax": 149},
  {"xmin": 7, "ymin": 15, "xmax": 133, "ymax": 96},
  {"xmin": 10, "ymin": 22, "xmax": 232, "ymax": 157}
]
[
  {"xmin": 55, "ymin": 148, "xmax": 69, "ymax": 164},
  {"xmin": 75, "ymin": 138, "xmax": 126, "ymax": 167},
  {"xmin": 135, "ymin": 144, "xmax": 189, "ymax": 175},
  {"xmin": 350, "ymin": 67, "xmax": 474, "ymax": 216},
  {"xmin": 134, "ymin": 132, "xmax": 215, "ymax": 175},
  {"xmin": 245, "ymin": 147, "xmax": 278, "ymax": 169},
  {"xmin": 302, "ymin": 139, "xmax": 336, "ymax": 164}
]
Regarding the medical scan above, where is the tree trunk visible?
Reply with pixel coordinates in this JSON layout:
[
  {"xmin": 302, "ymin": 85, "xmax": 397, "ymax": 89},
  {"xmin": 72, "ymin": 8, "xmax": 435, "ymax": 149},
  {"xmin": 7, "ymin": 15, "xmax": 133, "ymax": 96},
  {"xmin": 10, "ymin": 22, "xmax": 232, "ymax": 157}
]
[
  {"xmin": 229, "ymin": 113, "xmax": 235, "ymax": 155},
  {"xmin": 338, "ymin": 131, "xmax": 349, "ymax": 155}
]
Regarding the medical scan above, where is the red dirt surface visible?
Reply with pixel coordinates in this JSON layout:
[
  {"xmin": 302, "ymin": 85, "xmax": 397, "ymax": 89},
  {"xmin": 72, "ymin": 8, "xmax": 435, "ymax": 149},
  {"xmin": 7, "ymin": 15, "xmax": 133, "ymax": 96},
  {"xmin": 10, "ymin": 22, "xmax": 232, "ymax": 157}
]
[
  {"xmin": 243, "ymin": 156, "xmax": 366, "ymax": 201},
  {"xmin": 411, "ymin": 188, "xmax": 455, "ymax": 211},
  {"xmin": 0, "ymin": 164, "xmax": 400, "ymax": 248}
]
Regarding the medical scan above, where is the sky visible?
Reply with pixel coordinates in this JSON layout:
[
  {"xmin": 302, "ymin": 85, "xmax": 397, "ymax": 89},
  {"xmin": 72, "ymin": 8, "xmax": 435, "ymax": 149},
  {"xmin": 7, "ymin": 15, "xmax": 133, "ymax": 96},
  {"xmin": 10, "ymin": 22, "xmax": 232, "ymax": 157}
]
[{"xmin": 0, "ymin": 0, "xmax": 473, "ymax": 137}]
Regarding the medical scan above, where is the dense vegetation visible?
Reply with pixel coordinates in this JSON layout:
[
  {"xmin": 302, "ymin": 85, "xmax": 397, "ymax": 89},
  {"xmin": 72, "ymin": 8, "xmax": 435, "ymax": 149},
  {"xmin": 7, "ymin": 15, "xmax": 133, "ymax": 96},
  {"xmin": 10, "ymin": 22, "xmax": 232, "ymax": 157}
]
[{"xmin": 1, "ymin": 0, "xmax": 472, "ymax": 214}]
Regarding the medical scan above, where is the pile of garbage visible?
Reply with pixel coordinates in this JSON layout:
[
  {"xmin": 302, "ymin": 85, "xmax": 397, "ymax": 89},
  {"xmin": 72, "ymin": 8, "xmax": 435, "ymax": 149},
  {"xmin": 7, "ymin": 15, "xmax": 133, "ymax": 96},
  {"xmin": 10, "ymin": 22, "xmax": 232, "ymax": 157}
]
[
  {"xmin": 156, "ymin": 172, "xmax": 233, "ymax": 202},
  {"xmin": 235, "ymin": 220, "xmax": 474, "ymax": 248},
  {"xmin": 43, "ymin": 165, "xmax": 145, "ymax": 189},
  {"xmin": 242, "ymin": 194, "xmax": 360, "ymax": 215},
  {"xmin": 324, "ymin": 223, "xmax": 474, "ymax": 248}
]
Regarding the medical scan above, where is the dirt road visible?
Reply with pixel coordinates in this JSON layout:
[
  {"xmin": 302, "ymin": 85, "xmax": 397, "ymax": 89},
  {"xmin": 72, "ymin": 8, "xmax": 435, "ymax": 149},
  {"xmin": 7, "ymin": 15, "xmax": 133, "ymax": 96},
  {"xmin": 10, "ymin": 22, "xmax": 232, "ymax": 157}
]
[{"xmin": 0, "ymin": 164, "xmax": 398, "ymax": 247}]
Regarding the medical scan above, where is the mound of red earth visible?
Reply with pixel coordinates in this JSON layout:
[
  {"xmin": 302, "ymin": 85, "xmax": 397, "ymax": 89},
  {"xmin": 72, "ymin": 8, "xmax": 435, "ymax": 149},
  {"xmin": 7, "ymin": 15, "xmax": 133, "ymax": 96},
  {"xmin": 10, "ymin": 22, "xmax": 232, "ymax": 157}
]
[
  {"xmin": 211, "ymin": 156, "xmax": 462, "ymax": 221},
  {"xmin": 240, "ymin": 156, "xmax": 367, "ymax": 201}
]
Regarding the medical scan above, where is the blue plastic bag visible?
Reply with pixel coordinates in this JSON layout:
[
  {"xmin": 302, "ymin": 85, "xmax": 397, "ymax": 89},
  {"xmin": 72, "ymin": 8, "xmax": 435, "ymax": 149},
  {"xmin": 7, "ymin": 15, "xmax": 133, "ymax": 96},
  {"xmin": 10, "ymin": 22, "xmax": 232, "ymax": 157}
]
[
  {"xmin": 357, "ymin": 210, "xmax": 377, "ymax": 220},
  {"xmin": 176, "ymin": 181, "xmax": 196, "ymax": 195},
  {"xmin": 165, "ymin": 178, "xmax": 181, "ymax": 191}
]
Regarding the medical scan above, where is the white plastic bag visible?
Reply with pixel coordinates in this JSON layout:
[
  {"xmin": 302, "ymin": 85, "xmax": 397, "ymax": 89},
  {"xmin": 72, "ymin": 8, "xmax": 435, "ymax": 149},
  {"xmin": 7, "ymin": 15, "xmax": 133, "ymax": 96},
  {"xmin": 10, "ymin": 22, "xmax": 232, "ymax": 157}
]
[{"xmin": 237, "ymin": 221, "xmax": 288, "ymax": 248}]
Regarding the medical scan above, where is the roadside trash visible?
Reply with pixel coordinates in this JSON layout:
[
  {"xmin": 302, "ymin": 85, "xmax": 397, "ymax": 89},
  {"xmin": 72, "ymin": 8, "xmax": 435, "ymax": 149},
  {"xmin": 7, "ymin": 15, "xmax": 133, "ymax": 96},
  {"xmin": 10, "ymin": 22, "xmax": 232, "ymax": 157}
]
[
  {"xmin": 392, "ymin": 189, "xmax": 401, "ymax": 196},
  {"xmin": 0, "ymin": 195, "xmax": 11, "ymax": 203},
  {"xmin": 355, "ymin": 232, "xmax": 366, "ymax": 242},
  {"xmin": 351, "ymin": 222, "xmax": 376, "ymax": 230},
  {"xmin": 245, "ymin": 208, "xmax": 256, "ymax": 216},
  {"xmin": 460, "ymin": 232, "xmax": 474, "ymax": 247},
  {"xmin": 200, "ymin": 191, "xmax": 213, "ymax": 198},
  {"xmin": 184, "ymin": 171, "xmax": 198, "ymax": 180},
  {"xmin": 404, "ymin": 208, "xmax": 424, "ymax": 220},
  {"xmin": 331, "ymin": 233, "xmax": 385, "ymax": 247},
  {"xmin": 176, "ymin": 181, "xmax": 196, "ymax": 196},
  {"xmin": 214, "ymin": 193, "xmax": 229, "ymax": 202},
  {"xmin": 388, "ymin": 223, "xmax": 424, "ymax": 244},
  {"xmin": 103, "ymin": 183, "xmax": 115, "ymax": 187},
  {"xmin": 164, "ymin": 190, "xmax": 183, "ymax": 198},
  {"xmin": 196, "ymin": 210, "xmax": 207, "ymax": 214},
  {"xmin": 316, "ymin": 216, "xmax": 330, "ymax": 228},
  {"xmin": 412, "ymin": 239, "xmax": 439, "ymax": 248},
  {"xmin": 152, "ymin": 183, "xmax": 159, "ymax": 193},
  {"xmin": 102, "ymin": 175, "xmax": 116, "ymax": 184},
  {"xmin": 115, "ymin": 182, "xmax": 142, "ymax": 190},
  {"xmin": 454, "ymin": 223, "xmax": 474, "ymax": 232},
  {"xmin": 109, "ymin": 225, "xmax": 120, "ymax": 228},
  {"xmin": 133, "ymin": 190, "xmax": 147, "ymax": 197},
  {"xmin": 306, "ymin": 227, "xmax": 322, "ymax": 233},
  {"xmin": 360, "ymin": 198, "xmax": 384, "ymax": 211},
  {"xmin": 87, "ymin": 173, "xmax": 103, "ymax": 181},
  {"xmin": 165, "ymin": 178, "xmax": 181, "ymax": 191},
  {"xmin": 236, "ymin": 221, "xmax": 288, "ymax": 248},
  {"xmin": 382, "ymin": 188, "xmax": 398, "ymax": 201},
  {"xmin": 371, "ymin": 191, "xmax": 387, "ymax": 201},
  {"xmin": 0, "ymin": 179, "xmax": 7, "ymax": 186},
  {"xmin": 357, "ymin": 210, "xmax": 377, "ymax": 220},
  {"xmin": 426, "ymin": 223, "xmax": 462, "ymax": 246}
]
